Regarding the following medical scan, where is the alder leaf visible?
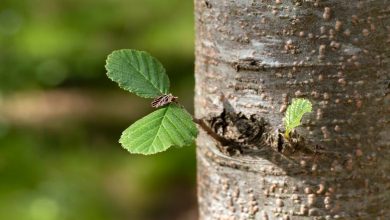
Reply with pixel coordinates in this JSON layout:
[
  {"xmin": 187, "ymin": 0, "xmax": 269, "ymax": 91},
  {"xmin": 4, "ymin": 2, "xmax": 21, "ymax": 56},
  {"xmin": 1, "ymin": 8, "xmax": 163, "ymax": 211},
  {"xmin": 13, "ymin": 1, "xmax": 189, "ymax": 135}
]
[
  {"xmin": 120, "ymin": 103, "xmax": 198, "ymax": 155},
  {"xmin": 105, "ymin": 49, "xmax": 170, "ymax": 98},
  {"xmin": 284, "ymin": 98, "xmax": 312, "ymax": 138}
]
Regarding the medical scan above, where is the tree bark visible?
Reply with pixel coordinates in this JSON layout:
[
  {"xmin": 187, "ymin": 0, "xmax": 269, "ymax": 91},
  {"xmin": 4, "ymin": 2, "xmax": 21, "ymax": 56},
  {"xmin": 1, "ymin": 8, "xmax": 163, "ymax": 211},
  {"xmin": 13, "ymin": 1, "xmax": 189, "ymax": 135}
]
[{"xmin": 194, "ymin": 0, "xmax": 389, "ymax": 219}]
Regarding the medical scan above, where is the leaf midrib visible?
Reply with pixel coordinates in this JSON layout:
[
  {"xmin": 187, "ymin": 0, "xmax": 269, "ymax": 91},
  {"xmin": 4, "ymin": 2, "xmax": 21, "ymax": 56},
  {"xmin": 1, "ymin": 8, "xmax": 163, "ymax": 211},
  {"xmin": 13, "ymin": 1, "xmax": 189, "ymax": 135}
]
[
  {"xmin": 149, "ymin": 105, "xmax": 171, "ymax": 151},
  {"xmin": 123, "ymin": 51, "xmax": 164, "ymax": 95}
]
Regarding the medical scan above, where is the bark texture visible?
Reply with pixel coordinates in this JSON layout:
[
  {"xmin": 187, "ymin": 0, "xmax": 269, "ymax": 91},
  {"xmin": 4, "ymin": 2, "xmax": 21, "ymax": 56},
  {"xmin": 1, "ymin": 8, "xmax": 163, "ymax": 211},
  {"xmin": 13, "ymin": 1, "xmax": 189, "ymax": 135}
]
[{"xmin": 194, "ymin": 0, "xmax": 390, "ymax": 219}]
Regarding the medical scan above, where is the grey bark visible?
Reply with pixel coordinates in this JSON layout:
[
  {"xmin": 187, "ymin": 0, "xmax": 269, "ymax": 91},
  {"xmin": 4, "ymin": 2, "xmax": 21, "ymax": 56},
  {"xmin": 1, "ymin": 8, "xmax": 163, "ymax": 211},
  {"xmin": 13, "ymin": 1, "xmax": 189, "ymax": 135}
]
[{"xmin": 194, "ymin": 0, "xmax": 390, "ymax": 219}]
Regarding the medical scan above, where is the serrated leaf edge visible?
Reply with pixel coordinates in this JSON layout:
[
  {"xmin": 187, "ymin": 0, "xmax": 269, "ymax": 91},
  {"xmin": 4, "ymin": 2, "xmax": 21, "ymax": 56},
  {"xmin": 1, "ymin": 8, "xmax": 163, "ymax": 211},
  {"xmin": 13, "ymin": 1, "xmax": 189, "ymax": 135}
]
[
  {"xmin": 119, "ymin": 104, "xmax": 197, "ymax": 155},
  {"xmin": 105, "ymin": 49, "xmax": 170, "ymax": 98}
]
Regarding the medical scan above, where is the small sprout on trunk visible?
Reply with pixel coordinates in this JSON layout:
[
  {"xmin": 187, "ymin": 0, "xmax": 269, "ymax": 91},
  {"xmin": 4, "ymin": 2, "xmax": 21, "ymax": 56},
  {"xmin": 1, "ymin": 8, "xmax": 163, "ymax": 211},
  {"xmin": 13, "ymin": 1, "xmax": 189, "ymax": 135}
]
[{"xmin": 283, "ymin": 98, "xmax": 312, "ymax": 139}]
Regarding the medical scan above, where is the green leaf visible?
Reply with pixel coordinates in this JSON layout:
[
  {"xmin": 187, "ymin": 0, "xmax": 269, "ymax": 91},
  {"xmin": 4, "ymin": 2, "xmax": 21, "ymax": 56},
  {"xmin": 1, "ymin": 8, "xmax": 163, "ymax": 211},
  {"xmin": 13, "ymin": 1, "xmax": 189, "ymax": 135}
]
[
  {"xmin": 284, "ymin": 98, "xmax": 312, "ymax": 138},
  {"xmin": 120, "ymin": 103, "xmax": 198, "ymax": 155},
  {"xmin": 105, "ymin": 49, "xmax": 170, "ymax": 98}
]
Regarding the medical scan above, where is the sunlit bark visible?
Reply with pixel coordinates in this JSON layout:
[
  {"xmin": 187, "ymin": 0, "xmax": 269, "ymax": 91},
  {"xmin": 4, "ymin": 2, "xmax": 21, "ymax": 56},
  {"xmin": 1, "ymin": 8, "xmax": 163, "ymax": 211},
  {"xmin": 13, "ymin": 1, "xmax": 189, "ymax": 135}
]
[{"xmin": 195, "ymin": 0, "xmax": 390, "ymax": 219}]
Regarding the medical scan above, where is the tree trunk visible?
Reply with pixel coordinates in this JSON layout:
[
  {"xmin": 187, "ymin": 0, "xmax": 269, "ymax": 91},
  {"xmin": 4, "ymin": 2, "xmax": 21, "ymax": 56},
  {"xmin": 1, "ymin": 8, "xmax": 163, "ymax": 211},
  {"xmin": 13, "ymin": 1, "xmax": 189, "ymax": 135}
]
[{"xmin": 194, "ymin": 0, "xmax": 389, "ymax": 219}]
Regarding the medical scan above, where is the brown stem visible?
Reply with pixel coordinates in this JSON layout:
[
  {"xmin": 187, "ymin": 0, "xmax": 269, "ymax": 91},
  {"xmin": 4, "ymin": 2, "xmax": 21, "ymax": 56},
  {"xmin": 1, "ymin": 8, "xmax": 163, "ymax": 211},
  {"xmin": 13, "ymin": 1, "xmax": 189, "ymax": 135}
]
[{"xmin": 193, "ymin": 118, "xmax": 230, "ymax": 146}]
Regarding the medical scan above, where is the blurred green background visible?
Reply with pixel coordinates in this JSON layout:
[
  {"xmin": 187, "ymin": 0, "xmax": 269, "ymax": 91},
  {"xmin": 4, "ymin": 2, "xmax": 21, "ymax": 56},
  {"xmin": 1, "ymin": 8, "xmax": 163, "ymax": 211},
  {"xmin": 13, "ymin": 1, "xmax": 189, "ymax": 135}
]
[{"xmin": 0, "ymin": 0, "xmax": 196, "ymax": 219}]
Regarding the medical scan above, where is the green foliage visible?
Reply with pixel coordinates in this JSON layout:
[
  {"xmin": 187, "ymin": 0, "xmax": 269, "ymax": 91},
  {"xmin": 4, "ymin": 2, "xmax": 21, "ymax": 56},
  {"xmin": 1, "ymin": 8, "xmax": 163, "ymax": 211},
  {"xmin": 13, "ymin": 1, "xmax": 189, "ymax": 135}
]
[
  {"xmin": 284, "ymin": 98, "xmax": 312, "ymax": 138},
  {"xmin": 120, "ymin": 103, "xmax": 198, "ymax": 155},
  {"xmin": 106, "ymin": 49, "xmax": 198, "ymax": 155},
  {"xmin": 105, "ymin": 49, "xmax": 170, "ymax": 98},
  {"xmin": 1, "ymin": 1, "xmax": 196, "ymax": 219},
  {"xmin": 0, "ymin": 0, "xmax": 194, "ymax": 92}
]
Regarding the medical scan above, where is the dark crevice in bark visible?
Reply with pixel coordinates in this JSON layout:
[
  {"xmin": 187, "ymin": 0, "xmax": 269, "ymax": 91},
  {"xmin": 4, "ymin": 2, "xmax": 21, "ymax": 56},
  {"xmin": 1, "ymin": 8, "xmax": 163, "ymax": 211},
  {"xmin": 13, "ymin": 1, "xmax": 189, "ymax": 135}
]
[{"xmin": 197, "ymin": 99, "xmax": 340, "ymax": 166}]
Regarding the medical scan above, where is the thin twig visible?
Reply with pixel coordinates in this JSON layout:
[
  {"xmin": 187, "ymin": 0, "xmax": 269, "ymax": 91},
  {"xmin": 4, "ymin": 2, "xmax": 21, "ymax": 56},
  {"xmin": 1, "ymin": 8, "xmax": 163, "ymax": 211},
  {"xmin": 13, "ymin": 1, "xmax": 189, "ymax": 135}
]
[{"xmin": 193, "ymin": 118, "xmax": 230, "ymax": 145}]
